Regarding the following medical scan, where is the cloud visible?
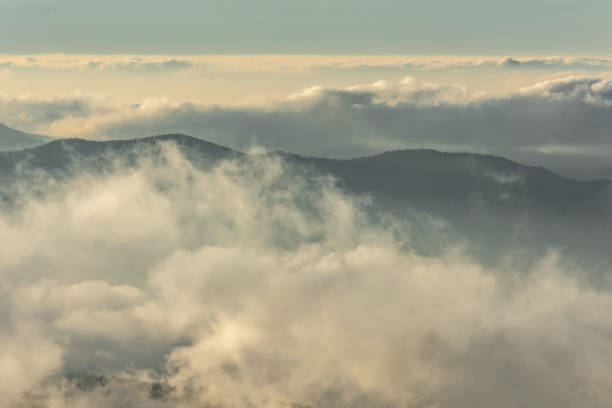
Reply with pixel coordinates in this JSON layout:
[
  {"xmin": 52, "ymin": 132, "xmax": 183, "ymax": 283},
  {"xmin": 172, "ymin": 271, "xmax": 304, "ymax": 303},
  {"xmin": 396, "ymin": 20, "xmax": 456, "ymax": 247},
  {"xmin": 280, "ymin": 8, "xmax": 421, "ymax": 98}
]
[
  {"xmin": 0, "ymin": 55, "xmax": 198, "ymax": 74},
  {"xmin": 498, "ymin": 57, "xmax": 521, "ymax": 66},
  {"xmin": 520, "ymin": 76, "xmax": 612, "ymax": 102},
  {"xmin": 1, "ymin": 54, "xmax": 612, "ymax": 75},
  {"xmin": 2, "ymin": 144, "xmax": 612, "ymax": 407},
  {"xmin": 290, "ymin": 77, "xmax": 473, "ymax": 107},
  {"xmin": 498, "ymin": 56, "xmax": 612, "ymax": 70},
  {"xmin": 89, "ymin": 58, "xmax": 195, "ymax": 73}
]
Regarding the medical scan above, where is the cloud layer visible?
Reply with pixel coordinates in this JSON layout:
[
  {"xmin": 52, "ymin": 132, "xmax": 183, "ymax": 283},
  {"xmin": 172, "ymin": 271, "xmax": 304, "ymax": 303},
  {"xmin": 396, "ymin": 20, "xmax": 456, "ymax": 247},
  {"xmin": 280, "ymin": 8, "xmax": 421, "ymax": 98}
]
[
  {"xmin": 1, "ymin": 54, "xmax": 612, "ymax": 74},
  {"xmin": 3, "ymin": 75, "xmax": 612, "ymax": 176},
  {"xmin": 2, "ymin": 144, "xmax": 612, "ymax": 407}
]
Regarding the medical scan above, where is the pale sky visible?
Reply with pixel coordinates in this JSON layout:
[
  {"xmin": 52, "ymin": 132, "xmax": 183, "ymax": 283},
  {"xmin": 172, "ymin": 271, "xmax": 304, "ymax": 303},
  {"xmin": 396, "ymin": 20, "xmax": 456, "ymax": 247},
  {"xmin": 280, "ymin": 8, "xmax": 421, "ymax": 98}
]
[{"xmin": 0, "ymin": 0, "xmax": 610, "ymax": 54}]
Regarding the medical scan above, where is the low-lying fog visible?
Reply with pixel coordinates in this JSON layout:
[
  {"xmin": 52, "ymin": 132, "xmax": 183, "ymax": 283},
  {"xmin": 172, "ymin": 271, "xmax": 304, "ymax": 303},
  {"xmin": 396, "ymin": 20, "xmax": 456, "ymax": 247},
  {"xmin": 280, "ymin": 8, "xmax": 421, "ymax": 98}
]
[{"xmin": 2, "ymin": 142, "xmax": 612, "ymax": 407}]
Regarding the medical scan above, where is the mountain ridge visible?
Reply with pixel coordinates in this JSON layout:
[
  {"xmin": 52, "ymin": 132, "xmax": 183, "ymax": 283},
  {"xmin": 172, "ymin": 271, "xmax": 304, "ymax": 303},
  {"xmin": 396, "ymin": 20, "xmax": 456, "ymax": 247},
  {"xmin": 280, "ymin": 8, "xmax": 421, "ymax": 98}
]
[
  {"xmin": 1, "ymin": 132, "xmax": 611, "ymax": 269},
  {"xmin": 0, "ymin": 123, "xmax": 52, "ymax": 151},
  {"xmin": 3, "ymin": 133, "xmax": 609, "ymax": 185}
]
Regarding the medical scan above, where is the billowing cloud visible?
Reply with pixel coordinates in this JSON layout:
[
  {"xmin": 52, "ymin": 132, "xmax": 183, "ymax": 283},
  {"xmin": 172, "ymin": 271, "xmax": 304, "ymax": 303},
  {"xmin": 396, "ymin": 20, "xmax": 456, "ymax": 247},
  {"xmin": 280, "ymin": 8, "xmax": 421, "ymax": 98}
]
[{"xmin": 2, "ymin": 143, "xmax": 612, "ymax": 407}]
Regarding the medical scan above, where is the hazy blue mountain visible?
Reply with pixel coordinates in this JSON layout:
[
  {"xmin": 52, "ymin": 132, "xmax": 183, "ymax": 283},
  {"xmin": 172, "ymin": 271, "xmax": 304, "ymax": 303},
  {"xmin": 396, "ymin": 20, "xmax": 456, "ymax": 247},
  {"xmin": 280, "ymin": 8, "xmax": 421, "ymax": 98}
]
[
  {"xmin": 281, "ymin": 148, "xmax": 611, "ymax": 268},
  {"xmin": 0, "ymin": 134, "xmax": 237, "ymax": 175},
  {"xmin": 0, "ymin": 123, "xmax": 52, "ymax": 151},
  {"xmin": 1, "ymin": 134, "xmax": 610, "ymax": 271}
]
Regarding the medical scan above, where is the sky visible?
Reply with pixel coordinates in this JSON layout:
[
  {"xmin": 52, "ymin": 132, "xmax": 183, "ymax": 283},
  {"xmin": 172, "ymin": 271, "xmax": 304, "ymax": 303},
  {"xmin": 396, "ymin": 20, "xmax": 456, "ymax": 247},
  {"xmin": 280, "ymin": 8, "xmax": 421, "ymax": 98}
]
[{"xmin": 0, "ymin": 0, "xmax": 611, "ymax": 54}]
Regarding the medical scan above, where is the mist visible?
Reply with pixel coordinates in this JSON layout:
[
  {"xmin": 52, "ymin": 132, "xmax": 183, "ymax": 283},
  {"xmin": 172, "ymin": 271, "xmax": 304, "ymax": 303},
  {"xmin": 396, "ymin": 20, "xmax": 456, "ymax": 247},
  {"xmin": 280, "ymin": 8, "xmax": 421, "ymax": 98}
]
[{"xmin": 1, "ymin": 142, "xmax": 612, "ymax": 407}]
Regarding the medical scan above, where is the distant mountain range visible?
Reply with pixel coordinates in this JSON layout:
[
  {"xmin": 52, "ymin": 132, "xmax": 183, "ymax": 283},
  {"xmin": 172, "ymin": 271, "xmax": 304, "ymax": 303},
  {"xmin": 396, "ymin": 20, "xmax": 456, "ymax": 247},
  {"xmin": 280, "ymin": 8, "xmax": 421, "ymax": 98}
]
[
  {"xmin": 0, "ymin": 123, "xmax": 52, "ymax": 151},
  {"xmin": 1, "ymin": 133, "xmax": 611, "ymax": 270}
]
